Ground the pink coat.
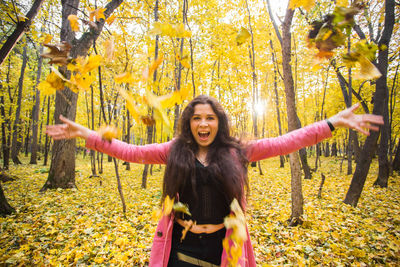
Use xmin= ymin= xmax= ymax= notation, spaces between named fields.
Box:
xmin=86 ymin=121 xmax=332 ymax=266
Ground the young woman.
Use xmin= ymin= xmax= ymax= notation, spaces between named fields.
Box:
xmin=46 ymin=95 xmax=383 ymax=267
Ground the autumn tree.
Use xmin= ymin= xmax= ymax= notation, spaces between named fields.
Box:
xmin=41 ymin=0 xmax=123 ymax=191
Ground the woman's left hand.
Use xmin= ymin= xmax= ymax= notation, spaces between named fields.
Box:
xmin=328 ymin=103 xmax=384 ymax=136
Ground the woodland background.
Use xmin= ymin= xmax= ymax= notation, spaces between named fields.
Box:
xmin=0 ymin=0 xmax=399 ymax=265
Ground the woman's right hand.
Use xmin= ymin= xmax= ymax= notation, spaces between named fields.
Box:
xmin=46 ymin=115 xmax=94 ymax=140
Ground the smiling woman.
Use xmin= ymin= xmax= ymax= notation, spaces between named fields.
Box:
xmin=46 ymin=95 xmax=383 ymax=266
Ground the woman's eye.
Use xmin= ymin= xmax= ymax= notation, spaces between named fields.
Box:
xmin=193 ymin=117 xmax=200 ymax=120
xmin=207 ymin=117 xmax=215 ymax=120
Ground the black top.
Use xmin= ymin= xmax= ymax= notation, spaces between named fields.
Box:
xmin=177 ymin=159 xmax=231 ymax=224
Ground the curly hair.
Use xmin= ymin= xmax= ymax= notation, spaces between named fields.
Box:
xmin=162 ymin=95 xmax=249 ymax=208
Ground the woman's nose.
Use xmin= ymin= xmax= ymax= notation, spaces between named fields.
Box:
xmin=199 ymin=119 xmax=208 ymax=126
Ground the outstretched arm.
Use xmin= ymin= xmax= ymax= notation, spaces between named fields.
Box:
xmin=246 ymin=103 xmax=384 ymax=162
xmin=46 ymin=115 xmax=171 ymax=164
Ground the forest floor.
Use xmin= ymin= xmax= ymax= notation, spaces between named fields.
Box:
xmin=1 ymin=155 xmax=399 ymax=266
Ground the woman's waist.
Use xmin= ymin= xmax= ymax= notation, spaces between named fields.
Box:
xmin=175 ymin=218 xmax=225 ymax=234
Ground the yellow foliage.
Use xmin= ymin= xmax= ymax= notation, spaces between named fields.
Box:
xmin=149 ymin=22 xmax=192 ymax=38
xmin=68 ymin=15 xmax=80 ymax=32
xmin=236 ymin=27 xmax=251 ymax=46
xmin=106 ymin=14 xmax=117 ymax=25
xmin=289 ymin=0 xmax=315 ymax=11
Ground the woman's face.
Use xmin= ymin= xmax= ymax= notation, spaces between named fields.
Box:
xmin=190 ymin=103 xmax=219 ymax=150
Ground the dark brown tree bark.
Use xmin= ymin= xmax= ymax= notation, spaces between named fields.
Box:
xmin=43 ymin=96 xmax=52 ymax=166
xmin=344 ymin=0 xmax=394 ymax=206
xmin=30 ymin=45 xmax=44 ymax=164
xmin=393 ymin=139 xmax=400 ymax=172
xmin=0 ymin=0 xmax=45 ymax=66
xmin=11 ymin=46 xmax=28 ymax=165
xmin=0 ymin=181 xmax=15 ymax=217
xmin=41 ymin=0 xmax=123 ymax=191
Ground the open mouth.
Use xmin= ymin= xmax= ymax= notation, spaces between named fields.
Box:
xmin=198 ymin=131 xmax=210 ymax=140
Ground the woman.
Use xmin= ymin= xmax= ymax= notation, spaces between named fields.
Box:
xmin=46 ymin=95 xmax=383 ymax=266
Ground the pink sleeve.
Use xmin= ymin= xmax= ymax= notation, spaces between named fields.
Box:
xmin=85 ymin=133 xmax=172 ymax=164
xmin=246 ymin=121 xmax=332 ymax=162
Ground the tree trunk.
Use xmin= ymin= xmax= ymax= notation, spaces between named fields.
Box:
xmin=41 ymin=0 xmax=123 ymax=191
xmin=11 ymin=46 xmax=28 ymax=164
xmin=0 ymin=0 xmax=44 ymax=66
xmin=281 ymin=7 xmax=304 ymax=224
xmin=344 ymin=0 xmax=394 ymax=206
xmin=331 ymin=142 xmax=338 ymax=157
xmin=374 ymin=96 xmax=390 ymax=187
xmin=393 ymin=139 xmax=400 ymax=172
xmin=30 ymin=45 xmax=44 ymax=164
xmin=43 ymin=96 xmax=51 ymax=166
xmin=0 ymin=182 xmax=15 ymax=217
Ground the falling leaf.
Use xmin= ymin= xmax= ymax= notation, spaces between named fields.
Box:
xmin=68 ymin=15 xmax=80 ymax=32
xmin=354 ymin=55 xmax=382 ymax=80
xmin=141 ymin=116 xmax=156 ymax=126
xmin=143 ymin=56 xmax=164 ymax=80
xmin=149 ymin=22 xmax=191 ymax=38
xmin=104 ymin=37 xmax=115 ymax=62
xmin=97 ymin=125 xmax=120 ymax=142
xmin=162 ymin=195 xmax=174 ymax=216
xmin=42 ymin=34 xmax=52 ymax=45
xmin=223 ymin=199 xmax=247 ymax=266
xmin=173 ymin=202 xmax=191 ymax=216
xmin=176 ymin=54 xmax=190 ymax=69
xmin=89 ymin=7 xmax=107 ymax=22
xmin=236 ymin=27 xmax=251 ymax=46
xmin=106 ymin=14 xmax=117 ymax=25
xmin=41 ymin=42 xmax=72 ymax=65
xmin=180 ymin=220 xmax=195 ymax=242
xmin=38 ymin=81 xmax=56 ymax=96
xmin=115 ymin=72 xmax=135 ymax=85
xmin=289 ymin=0 xmax=315 ymax=11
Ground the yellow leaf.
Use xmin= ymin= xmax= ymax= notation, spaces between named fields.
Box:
xmin=143 ymin=56 xmax=164 ymax=80
xmin=42 ymin=34 xmax=53 ymax=45
xmin=97 ymin=125 xmax=120 ymax=142
xmin=118 ymin=87 xmax=147 ymax=123
xmin=89 ymin=7 xmax=107 ymax=22
xmin=83 ymin=54 xmax=102 ymax=73
xmin=106 ymin=13 xmax=117 ymax=25
xmin=68 ymin=15 xmax=79 ymax=32
xmin=355 ymin=55 xmax=382 ymax=80
xmin=46 ymin=71 xmax=65 ymax=90
xmin=162 ymin=195 xmax=174 ymax=216
xmin=38 ymin=81 xmax=56 ymax=96
xmin=104 ymin=37 xmax=115 ymax=62
xmin=289 ymin=0 xmax=315 ymax=11
xmin=115 ymin=72 xmax=134 ymax=84
xmin=236 ymin=27 xmax=251 ymax=46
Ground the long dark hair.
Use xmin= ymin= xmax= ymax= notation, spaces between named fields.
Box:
xmin=162 ymin=95 xmax=249 ymax=208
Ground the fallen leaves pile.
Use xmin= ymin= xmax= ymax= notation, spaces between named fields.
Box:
xmin=1 ymin=156 xmax=399 ymax=265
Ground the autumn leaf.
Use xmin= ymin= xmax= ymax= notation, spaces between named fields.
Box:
xmin=68 ymin=15 xmax=80 ymax=31
xmin=143 ymin=56 xmax=164 ymax=80
xmin=42 ymin=34 xmax=52 ymax=45
xmin=104 ymin=37 xmax=115 ymax=62
xmin=106 ymin=13 xmax=117 ymax=25
xmin=223 ymin=199 xmax=247 ymax=266
xmin=236 ymin=27 xmax=251 ymax=46
xmin=162 ymin=195 xmax=174 ymax=216
xmin=37 ymin=81 xmax=56 ymax=96
xmin=176 ymin=54 xmax=190 ymax=69
xmin=115 ymin=72 xmax=135 ymax=85
xmin=180 ymin=220 xmax=195 ymax=242
xmin=41 ymin=42 xmax=72 ymax=65
xmin=118 ymin=87 xmax=147 ymax=123
xmin=173 ymin=202 xmax=191 ymax=216
xmin=89 ymin=7 xmax=107 ymax=22
xmin=289 ymin=0 xmax=315 ymax=11
xmin=97 ymin=125 xmax=120 ymax=142
xmin=149 ymin=22 xmax=191 ymax=38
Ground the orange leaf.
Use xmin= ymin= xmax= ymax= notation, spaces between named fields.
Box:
xmin=68 ymin=15 xmax=79 ymax=32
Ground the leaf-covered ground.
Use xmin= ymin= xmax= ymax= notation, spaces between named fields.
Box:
xmin=1 ymin=156 xmax=399 ymax=266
